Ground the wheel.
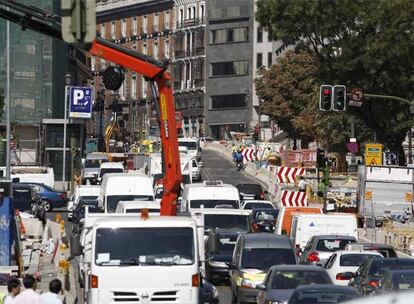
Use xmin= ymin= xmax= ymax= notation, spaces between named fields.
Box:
xmin=42 ymin=200 xmax=52 ymax=212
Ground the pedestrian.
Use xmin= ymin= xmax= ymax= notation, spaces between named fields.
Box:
xmin=40 ymin=279 xmax=63 ymax=304
xmin=298 ymin=176 xmax=307 ymax=192
xmin=14 ymin=274 xmax=40 ymax=304
xmin=3 ymin=277 xmax=21 ymax=304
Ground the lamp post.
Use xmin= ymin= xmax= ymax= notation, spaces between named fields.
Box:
xmin=409 ymin=105 xmax=414 ymax=164
xmin=244 ymin=89 xmax=250 ymax=133
xmin=62 ymin=73 xmax=72 ymax=191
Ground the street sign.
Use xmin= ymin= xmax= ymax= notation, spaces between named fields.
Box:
xmin=349 ymin=88 xmax=364 ymax=107
xmin=365 ymin=191 xmax=372 ymax=201
xmin=365 ymin=143 xmax=382 ymax=166
xmin=346 ymin=142 xmax=358 ymax=153
xmin=69 ymin=86 xmax=93 ymax=118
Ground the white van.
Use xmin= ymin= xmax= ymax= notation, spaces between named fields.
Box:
xmin=97 ymin=162 xmax=124 ymax=183
xmin=150 ymin=153 xmax=192 ymax=185
xmin=68 ymin=185 xmax=101 ymax=218
xmin=80 ymin=213 xmax=200 ymax=304
xmin=178 ymin=138 xmax=201 ymax=161
xmin=98 ymin=173 xmax=154 ymax=213
xmin=181 ymin=180 xmax=240 ymax=212
xmin=290 ymin=213 xmax=358 ymax=249
xmin=116 ymin=200 xmax=160 ymax=214
xmin=82 ymin=152 xmax=109 ymax=184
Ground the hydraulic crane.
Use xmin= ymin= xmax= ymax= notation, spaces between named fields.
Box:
xmin=0 ymin=0 xmax=182 ymax=216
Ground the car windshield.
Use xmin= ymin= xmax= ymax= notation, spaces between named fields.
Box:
xmin=241 ymin=248 xmax=296 ymax=271
xmin=339 ymin=254 xmax=382 ymax=267
xmin=86 ymin=159 xmax=107 ymax=168
xmin=95 ymin=227 xmax=194 ymax=266
xmin=244 ymin=203 xmax=272 ymax=210
xmin=394 ymin=273 xmax=414 ymax=290
xmin=253 ymin=210 xmax=278 ymax=221
xmin=369 ymin=260 xmax=414 ymax=277
xmin=106 ymin=195 xmax=154 ymax=213
xmin=179 ymin=141 xmax=197 ymax=150
xmin=99 ymin=168 xmax=123 ymax=177
xmin=204 ymin=214 xmax=249 ymax=232
xmin=125 ymin=208 xmax=160 ymax=213
xmin=13 ymin=188 xmax=31 ymax=200
xmin=218 ymin=236 xmax=238 ymax=253
xmin=271 ymin=271 xmax=331 ymax=289
xmin=289 ymin=290 xmax=358 ymax=304
xmin=79 ymin=195 xmax=98 ymax=202
xmin=316 ymin=239 xmax=354 ymax=252
xmin=77 ymin=201 xmax=101 ymax=213
xmin=190 ymin=200 xmax=239 ymax=209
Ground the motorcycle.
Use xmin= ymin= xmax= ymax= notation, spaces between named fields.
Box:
xmin=251 ymin=220 xmax=275 ymax=233
xmin=236 ymin=159 xmax=243 ymax=171
xmin=30 ymin=201 xmax=47 ymax=225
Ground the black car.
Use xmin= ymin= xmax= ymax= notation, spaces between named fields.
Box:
xmin=257 ymin=265 xmax=332 ymax=304
xmin=12 ymin=183 xmax=42 ymax=212
xmin=375 ymin=269 xmax=414 ymax=294
xmin=287 ymin=285 xmax=360 ymax=304
xmin=348 ymin=258 xmax=414 ymax=296
xmin=236 ymin=183 xmax=266 ymax=201
xmin=250 ymin=208 xmax=279 ymax=233
xmin=199 ymin=279 xmax=219 ymax=304
xmin=359 ymin=243 xmax=398 ymax=258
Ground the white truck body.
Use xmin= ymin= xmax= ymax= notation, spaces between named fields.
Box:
xmin=98 ymin=173 xmax=154 ymax=213
xmin=178 ymin=138 xmax=201 ymax=161
xmin=80 ymin=212 xmax=200 ymax=304
xmin=150 ymin=153 xmax=192 ymax=185
xmin=1 ymin=166 xmax=55 ymax=188
xmin=290 ymin=214 xmax=358 ymax=249
xmin=82 ymin=152 xmax=109 ymax=183
xmin=181 ymin=181 xmax=240 ymax=213
xmin=116 ymin=200 xmax=160 ymax=214
xmin=358 ymin=166 xmax=414 ymax=222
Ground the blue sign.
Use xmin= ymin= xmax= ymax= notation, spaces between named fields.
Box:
xmin=69 ymin=86 xmax=93 ymax=118
xmin=0 ymin=182 xmax=12 ymax=266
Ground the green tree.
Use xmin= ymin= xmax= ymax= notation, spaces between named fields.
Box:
xmin=256 ymin=0 xmax=414 ymax=164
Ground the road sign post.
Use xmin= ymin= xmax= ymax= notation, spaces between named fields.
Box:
xmin=365 ymin=143 xmax=383 ymax=166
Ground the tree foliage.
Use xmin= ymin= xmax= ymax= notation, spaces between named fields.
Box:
xmin=256 ymin=0 xmax=414 ymax=162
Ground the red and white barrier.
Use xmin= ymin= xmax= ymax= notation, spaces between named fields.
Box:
xmin=276 ymin=166 xmax=305 ymax=184
xmin=280 ymin=190 xmax=308 ymax=207
xmin=242 ymin=148 xmax=256 ymax=161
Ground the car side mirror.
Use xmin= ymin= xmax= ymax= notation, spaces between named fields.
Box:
xmin=256 ymin=284 xmax=266 ymax=291
xmin=206 ymin=230 xmax=220 ymax=254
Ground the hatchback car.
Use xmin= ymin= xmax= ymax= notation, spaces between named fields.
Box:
xmin=348 ymin=258 xmax=414 ymax=296
xmin=21 ymin=182 xmax=67 ymax=211
xmin=287 ymin=285 xmax=360 ymax=304
xmin=375 ymin=269 xmax=414 ymax=294
xmin=299 ymin=235 xmax=357 ymax=266
xmin=236 ymin=183 xmax=266 ymax=201
xmin=242 ymin=200 xmax=275 ymax=210
xmin=257 ymin=265 xmax=332 ymax=304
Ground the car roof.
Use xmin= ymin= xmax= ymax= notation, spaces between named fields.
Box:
xmin=370 ymin=258 xmax=414 ymax=265
xmin=270 ymin=265 xmax=326 ymax=272
xmin=361 ymin=243 xmax=396 ymax=249
xmin=293 ymin=284 xmax=359 ymax=292
xmin=312 ymin=235 xmax=357 ymax=240
xmin=334 ymin=250 xmax=383 ymax=256
xmin=242 ymin=234 xmax=292 ymax=249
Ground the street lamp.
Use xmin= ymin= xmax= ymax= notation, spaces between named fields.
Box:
xmin=62 ymin=73 xmax=72 ymax=191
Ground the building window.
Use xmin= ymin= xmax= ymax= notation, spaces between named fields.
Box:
xmin=91 ymin=56 xmax=96 ymax=71
xmin=142 ymin=79 xmax=147 ymax=98
xmin=210 ymin=94 xmax=247 ymax=110
xmin=121 ymin=19 xmax=126 ymax=37
xmin=210 ymin=28 xmax=248 ymax=44
xmin=154 ymin=13 xmax=159 ymax=32
xmin=100 ymin=23 xmax=106 ymax=38
xmin=111 ymin=21 xmax=116 ymax=39
xmin=192 ymin=7 xmax=196 ymax=19
xmin=256 ymin=53 xmax=263 ymax=68
xmin=179 ymin=9 xmax=184 ymax=24
xmin=143 ymin=15 xmax=147 ymax=33
xmin=143 ymin=44 xmax=147 ymax=54
xmin=154 ymin=43 xmax=158 ymax=59
xmin=164 ymin=11 xmax=170 ymax=29
xmin=210 ymin=61 xmax=248 ymax=77
xmin=257 ymin=27 xmax=263 ymax=43
xmin=132 ymin=17 xmax=137 ymax=35
xmin=187 ymin=7 xmax=191 ymax=19
xmin=267 ymin=52 xmax=272 ymax=67
xmin=131 ymin=75 xmax=136 ymax=99
xmin=164 ymin=40 xmax=170 ymax=58
xmin=200 ymin=4 xmax=205 ymax=20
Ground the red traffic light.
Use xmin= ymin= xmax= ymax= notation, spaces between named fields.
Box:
xmin=323 ymin=89 xmax=331 ymax=95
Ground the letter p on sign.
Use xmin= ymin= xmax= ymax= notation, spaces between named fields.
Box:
xmin=73 ymin=89 xmax=84 ymax=105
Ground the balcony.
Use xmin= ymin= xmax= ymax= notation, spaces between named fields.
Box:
xmin=176 ymin=17 xmax=206 ymax=30
xmin=194 ymin=79 xmax=205 ymax=88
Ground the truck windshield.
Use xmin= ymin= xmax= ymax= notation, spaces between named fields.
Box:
xmin=99 ymin=168 xmax=124 ymax=178
xmin=190 ymin=200 xmax=239 ymax=209
xmin=95 ymin=227 xmax=194 ymax=266
xmin=179 ymin=141 xmax=197 ymax=150
xmin=85 ymin=159 xmax=107 ymax=168
xmin=107 ymin=195 xmax=154 ymax=213
xmin=241 ymin=248 xmax=296 ymax=271
xmin=205 ymin=214 xmax=249 ymax=232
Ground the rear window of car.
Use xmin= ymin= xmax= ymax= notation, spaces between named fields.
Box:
xmin=315 ymin=239 xmax=355 ymax=252
xmin=289 ymin=290 xmax=359 ymax=304
xmin=271 ymin=271 xmax=331 ymax=289
xmin=339 ymin=254 xmax=382 ymax=267
xmin=369 ymin=260 xmax=414 ymax=277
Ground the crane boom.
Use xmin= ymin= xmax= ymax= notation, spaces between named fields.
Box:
xmin=0 ymin=0 xmax=182 ymax=216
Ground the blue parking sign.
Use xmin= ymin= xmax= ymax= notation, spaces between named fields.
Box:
xmin=69 ymin=86 xmax=93 ymax=118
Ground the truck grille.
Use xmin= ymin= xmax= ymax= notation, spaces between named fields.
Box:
xmin=110 ymin=290 xmax=178 ymax=303
xmin=112 ymin=291 xmax=139 ymax=302
xmin=151 ymin=290 xmax=178 ymax=302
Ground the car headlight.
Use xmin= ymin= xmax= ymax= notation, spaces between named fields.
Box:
xmin=241 ymin=278 xmax=255 ymax=288
xmin=267 ymin=300 xmax=284 ymax=304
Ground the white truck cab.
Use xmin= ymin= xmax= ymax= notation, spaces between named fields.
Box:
xmin=79 ymin=211 xmax=201 ymax=304
xmin=97 ymin=162 xmax=124 ymax=183
xmin=178 ymin=138 xmax=201 ymax=161
xmin=116 ymin=200 xmax=160 ymax=214
xmin=181 ymin=181 xmax=240 ymax=213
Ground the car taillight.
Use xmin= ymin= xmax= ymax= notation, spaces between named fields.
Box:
xmin=59 ymin=193 xmax=66 ymax=200
xmin=192 ymin=273 xmax=200 ymax=287
xmin=252 ymin=223 xmax=259 ymax=232
xmin=90 ymin=275 xmax=98 ymax=288
xmin=368 ymin=280 xmax=379 ymax=288
xmin=336 ymin=273 xmax=349 ymax=280
xmin=259 ymin=192 xmax=264 ymax=199
xmin=307 ymin=252 xmax=319 ymax=262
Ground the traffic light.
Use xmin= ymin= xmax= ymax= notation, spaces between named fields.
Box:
xmin=61 ymin=0 xmax=96 ymax=44
xmin=317 ymin=148 xmax=326 ymax=169
xmin=319 ymin=85 xmax=333 ymax=111
xmin=333 ymin=85 xmax=346 ymax=111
